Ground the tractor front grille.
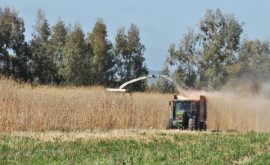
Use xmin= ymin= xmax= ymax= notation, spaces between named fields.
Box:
xmin=177 ymin=114 xmax=183 ymax=120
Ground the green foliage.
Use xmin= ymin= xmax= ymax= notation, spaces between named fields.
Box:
xmin=114 ymin=24 xmax=148 ymax=91
xmin=87 ymin=19 xmax=115 ymax=86
xmin=1 ymin=131 xmax=269 ymax=164
xmin=60 ymin=24 xmax=91 ymax=86
xmin=2 ymin=6 xmax=269 ymax=91
xmin=32 ymin=77 xmax=40 ymax=87
xmin=114 ymin=27 xmax=128 ymax=85
xmin=153 ymin=62 xmax=175 ymax=93
xmin=199 ymin=9 xmax=243 ymax=89
xmin=0 ymin=7 xmax=29 ymax=80
xmin=226 ymin=39 xmax=270 ymax=90
xmin=168 ymin=9 xmax=244 ymax=90
xmin=32 ymin=9 xmax=51 ymax=43
xmin=29 ymin=9 xmax=57 ymax=84
xmin=238 ymin=39 xmax=270 ymax=78
xmin=167 ymin=29 xmax=198 ymax=89
xmin=47 ymin=18 xmax=68 ymax=84
xmin=127 ymin=24 xmax=148 ymax=91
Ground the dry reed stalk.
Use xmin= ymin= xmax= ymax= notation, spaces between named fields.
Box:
xmin=1 ymin=77 xmax=269 ymax=132
xmin=206 ymin=92 xmax=270 ymax=132
xmin=0 ymin=78 xmax=171 ymax=131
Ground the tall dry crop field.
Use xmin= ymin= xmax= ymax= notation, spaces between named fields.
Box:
xmin=0 ymin=78 xmax=171 ymax=131
xmin=206 ymin=91 xmax=270 ymax=132
xmin=1 ymin=77 xmax=270 ymax=132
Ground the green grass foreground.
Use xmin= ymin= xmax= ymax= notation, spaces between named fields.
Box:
xmin=0 ymin=130 xmax=270 ymax=164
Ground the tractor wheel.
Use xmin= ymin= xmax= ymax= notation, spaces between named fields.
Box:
xmin=199 ymin=122 xmax=205 ymax=131
xmin=203 ymin=122 xmax=207 ymax=131
xmin=188 ymin=119 xmax=194 ymax=131
xmin=199 ymin=122 xmax=203 ymax=131
xmin=200 ymin=122 xmax=207 ymax=131
xmin=192 ymin=119 xmax=196 ymax=130
xmin=166 ymin=118 xmax=174 ymax=129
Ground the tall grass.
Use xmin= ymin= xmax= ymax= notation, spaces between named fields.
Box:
xmin=206 ymin=91 xmax=270 ymax=132
xmin=1 ymin=77 xmax=270 ymax=132
xmin=0 ymin=78 xmax=171 ymax=131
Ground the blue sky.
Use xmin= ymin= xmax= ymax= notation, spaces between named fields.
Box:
xmin=1 ymin=0 xmax=270 ymax=71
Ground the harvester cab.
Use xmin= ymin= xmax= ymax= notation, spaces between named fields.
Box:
xmin=167 ymin=92 xmax=207 ymax=131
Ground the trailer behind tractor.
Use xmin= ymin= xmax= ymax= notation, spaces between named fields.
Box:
xmin=167 ymin=92 xmax=207 ymax=130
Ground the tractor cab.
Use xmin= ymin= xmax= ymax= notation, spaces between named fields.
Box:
xmin=167 ymin=92 xmax=207 ymax=131
xmin=175 ymin=101 xmax=197 ymax=113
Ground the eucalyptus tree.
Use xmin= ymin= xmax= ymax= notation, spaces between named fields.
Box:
xmin=167 ymin=9 xmax=243 ymax=90
xmin=155 ymin=62 xmax=175 ymax=93
xmin=60 ymin=24 xmax=91 ymax=86
xmin=167 ymin=29 xmax=198 ymax=89
xmin=47 ymin=18 xmax=68 ymax=83
xmin=114 ymin=24 xmax=148 ymax=91
xmin=0 ymin=6 xmax=29 ymax=80
xmin=87 ymin=19 xmax=114 ymax=86
xmin=29 ymin=9 xmax=56 ymax=84
xmin=199 ymin=8 xmax=243 ymax=89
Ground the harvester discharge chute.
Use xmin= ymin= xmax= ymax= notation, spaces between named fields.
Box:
xmin=107 ymin=74 xmax=187 ymax=97
xmin=106 ymin=88 xmax=127 ymax=92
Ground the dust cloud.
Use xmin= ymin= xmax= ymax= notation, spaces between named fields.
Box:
xmin=205 ymin=82 xmax=270 ymax=132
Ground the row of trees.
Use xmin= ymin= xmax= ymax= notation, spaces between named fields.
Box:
xmin=1 ymin=7 xmax=270 ymax=92
xmin=0 ymin=7 xmax=148 ymax=91
xmin=152 ymin=9 xmax=270 ymax=93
